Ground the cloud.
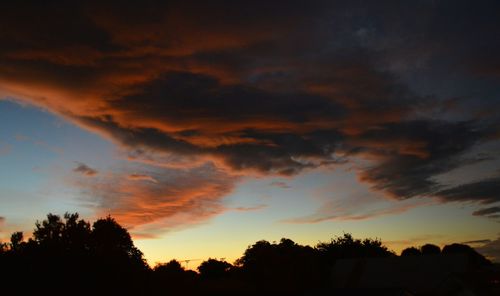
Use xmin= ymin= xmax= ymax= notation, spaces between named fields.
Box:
xmin=270 ymin=181 xmax=291 ymax=189
xmin=283 ymin=199 xmax=426 ymax=224
xmin=127 ymin=173 xmax=158 ymax=183
xmin=385 ymin=234 xmax=445 ymax=247
xmin=0 ymin=216 xmax=5 ymax=235
xmin=356 ymin=120 xmax=487 ymax=200
xmin=475 ymin=236 xmax=500 ymax=263
xmin=435 ymin=177 xmax=500 ymax=205
xmin=74 ymin=163 xmax=237 ymax=234
xmin=73 ymin=162 xmax=98 ymax=176
xmin=1 ymin=0 xmax=500 ymax=229
xmin=472 ymin=206 xmax=500 ymax=217
xmin=462 ymin=239 xmax=492 ymax=245
xmin=232 ymin=204 xmax=267 ymax=212
xmin=0 ymin=143 xmax=11 ymax=156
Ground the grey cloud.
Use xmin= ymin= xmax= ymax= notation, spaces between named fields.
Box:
xmin=472 ymin=206 xmax=500 ymax=217
xmin=73 ymin=162 xmax=98 ymax=176
xmin=436 ymin=177 xmax=500 ymax=205
xmin=357 ymin=120 xmax=486 ymax=199
xmin=462 ymin=239 xmax=492 ymax=245
xmin=476 ymin=236 xmax=500 ymax=263
xmin=270 ymin=181 xmax=291 ymax=189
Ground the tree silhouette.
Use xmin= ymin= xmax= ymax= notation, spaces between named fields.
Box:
xmin=421 ymin=243 xmax=440 ymax=255
xmin=61 ymin=213 xmax=91 ymax=250
xmin=198 ymin=258 xmax=232 ymax=279
xmin=0 ymin=213 xmax=149 ymax=295
xmin=91 ymin=215 xmax=143 ymax=263
xmin=0 ymin=242 xmax=7 ymax=253
xmin=236 ymin=238 xmax=322 ymax=295
xmin=33 ymin=213 xmax=65 ymax=244
xmin=9 ymin=231 xmax=23 ymax=251
xmin=401 ymin=246 xmax=421 ymax=256
xmin=316 ymin=233 xmax=394 ymax=263
xmin=153 ymin=259 xmax=199 ymax=295
xmin=154 ymin=259 xmax=185 ymax=274
xmin=442 ymin=243 xmax=491 ymax=267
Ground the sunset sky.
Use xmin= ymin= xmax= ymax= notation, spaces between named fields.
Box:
xmin=1 ymin=0 xmax=499 ymax=266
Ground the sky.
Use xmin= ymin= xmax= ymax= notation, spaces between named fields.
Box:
xmin=1 ymin=0 xmax=500 ymax=266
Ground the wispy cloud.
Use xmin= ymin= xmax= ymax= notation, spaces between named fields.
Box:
xmin=127 ymin=173 xmax=158 ymax=183
xmin=476 ymin=236 xmax=500 ymax=262
xmin=232 ymin=204 xmax=268 ymax=212
xmin=472 ymin=206 xmax=500 ymax=218
xmin=283 ymin=200 xmax=427 ymax=224
xmin=73 ymin=162 xmax=98 ymax=177
xmin=0 ymin=143 xmax=11 ymax=156
xmin=72 ymin=163 xmax=238 ymax=235
xmin=0 ymin=216 xmax=5 ymax=235
xmin=385 ymin=234 xmax=446 ymax=247
xmin=270 ymin=181 xmax=291 ymax=189
xmin=462 ymin=239 xmax=492 ymax=245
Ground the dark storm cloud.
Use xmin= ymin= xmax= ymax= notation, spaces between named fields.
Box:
xmin=74 ymin=110 xmax=346 ymax=175
xmin=75 ymin=115 xmax=201 ymax=155
xmin=113 ymin=71 xmax=346 ymax=125
xmin=1 ymin=0 xmax=500 ymax=227
xmin=436 ymin=178 xmax=500 ymax=204
xmin=357 ymin=121 xmax=486 ymax=199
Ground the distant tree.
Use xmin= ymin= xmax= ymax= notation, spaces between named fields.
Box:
xmin=154 ymin=259 xmax=185 ymax=274
xmin=61 ymin=213 xmax=91 ymax=249
xmin=153 ymin=259 xmax=199 ymax=294
xmin=198 ymin=258 xmax=232 ymax=279
xmin=236 ymin=238 xmax=322 ymax=295
xmin=401 ymin=246 xmax=421 ymax=256
xmin=316 ymin=233 xmax=394 ymax=262
xmin=0 ymin=242 xmax=8 ymax=253
xmin=442 ymin=243 xmax=491 ymax=266
xmin=421 ymin=243 xmax=440 ymax=255
xmin=10 ymin=231 xmax=24 ymax=251
xmin=235 ymin=240 xmax=271 ymax=268
xmin=30 ymin=212 xmax=91 ymax=253
xmin=33 ymin=213 xmax=64 ymax=244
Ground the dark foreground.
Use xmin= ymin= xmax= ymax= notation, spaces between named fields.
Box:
xmin=1 ymin=213 xmax=498 ymax=295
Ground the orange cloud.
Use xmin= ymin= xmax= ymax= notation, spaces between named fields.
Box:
xmin=71 ymin=164 xmax=238 ymax=235
xmin=2 ymin=0 xmax=499 ymax=231
xmin=127 ymin=174 xmax=158 ymax=183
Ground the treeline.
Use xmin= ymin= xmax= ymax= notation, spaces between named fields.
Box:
xmin=0 ymin=213 xmax=494 ymax=295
